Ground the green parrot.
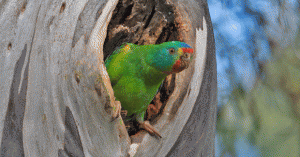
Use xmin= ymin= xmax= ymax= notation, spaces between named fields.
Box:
xmin=105 ymin=41 xmax=194 ymax=138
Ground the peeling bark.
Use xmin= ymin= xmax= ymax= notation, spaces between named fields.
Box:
xmin=0 ymin=0 xmax=216 ymax=156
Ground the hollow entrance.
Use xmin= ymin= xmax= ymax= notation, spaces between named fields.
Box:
xmin=103 ymin=0 xmax=181 ymax=137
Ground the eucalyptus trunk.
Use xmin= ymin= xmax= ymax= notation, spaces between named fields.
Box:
xmin=0 ymin=0 xmax=216 ymax=156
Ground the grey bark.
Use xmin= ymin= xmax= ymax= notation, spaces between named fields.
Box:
xmin=0 ymin=0 xmax=216 ymax=156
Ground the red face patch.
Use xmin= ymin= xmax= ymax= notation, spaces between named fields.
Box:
xmin=172 ymin=59 xmax=183 ymax=73
xmin=181 ymin=48 xmax=193 ymax=54
xmin=163 ymin=47 xmax=193 ymax=74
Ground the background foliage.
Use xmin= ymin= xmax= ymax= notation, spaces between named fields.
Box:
xmin=207 ymin=0 xmax=300 ymax=156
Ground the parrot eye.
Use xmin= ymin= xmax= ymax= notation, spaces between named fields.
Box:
xmin=169 ymin=48 xmax=175 ymax=54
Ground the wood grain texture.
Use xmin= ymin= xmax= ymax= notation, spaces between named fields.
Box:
xmin=132 ymin=0 xmax=216 ymax=156
xmin=166 ymin=1 xmax=217 ymax=156
xmin=0 ymin=0 xmax=128 ymax=156
xmin=0 ymin=0 xmax=216 ymax=156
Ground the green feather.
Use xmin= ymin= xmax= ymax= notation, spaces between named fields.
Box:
xmin=105 ymin=41 xmax=192 ymax=121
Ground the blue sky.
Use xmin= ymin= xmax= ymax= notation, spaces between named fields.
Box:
xmin=207 ymin=0 xmax=299 ymax=156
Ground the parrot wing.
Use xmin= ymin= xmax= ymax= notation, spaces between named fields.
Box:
xmin=105 ymin=43 xmax=127 ymax=67
xmin=112 ymin=75 xmax=151 ymax=116
xmin=105 ymin=43 xmax=130 ymax=86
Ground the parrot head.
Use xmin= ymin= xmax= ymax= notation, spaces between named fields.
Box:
xmin=148 ymin=41 xmax=194 ymax=74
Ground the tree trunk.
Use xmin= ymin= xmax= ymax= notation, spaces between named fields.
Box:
xmin=0 ymin=0 xmax=216 ymax=156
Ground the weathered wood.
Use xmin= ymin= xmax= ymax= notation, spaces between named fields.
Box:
xmin=129 ymin=0 xmax=216 ymax=156
xmin=166 ymin=1 xmax=217 ymax=155
xmin=0 ymin=0 xmax=216 ymax=156
xmin=1 ymin=0 xmax=127 ymax=156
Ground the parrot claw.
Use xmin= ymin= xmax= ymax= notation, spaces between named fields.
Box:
xmin=139 ymin=121 xmax=162 ymax=138
xmin=111 ymin=101 xmax=121 ymax=122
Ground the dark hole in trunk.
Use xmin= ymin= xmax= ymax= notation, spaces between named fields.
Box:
xmin=103 ymin=0 xmax=180 ymax=137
